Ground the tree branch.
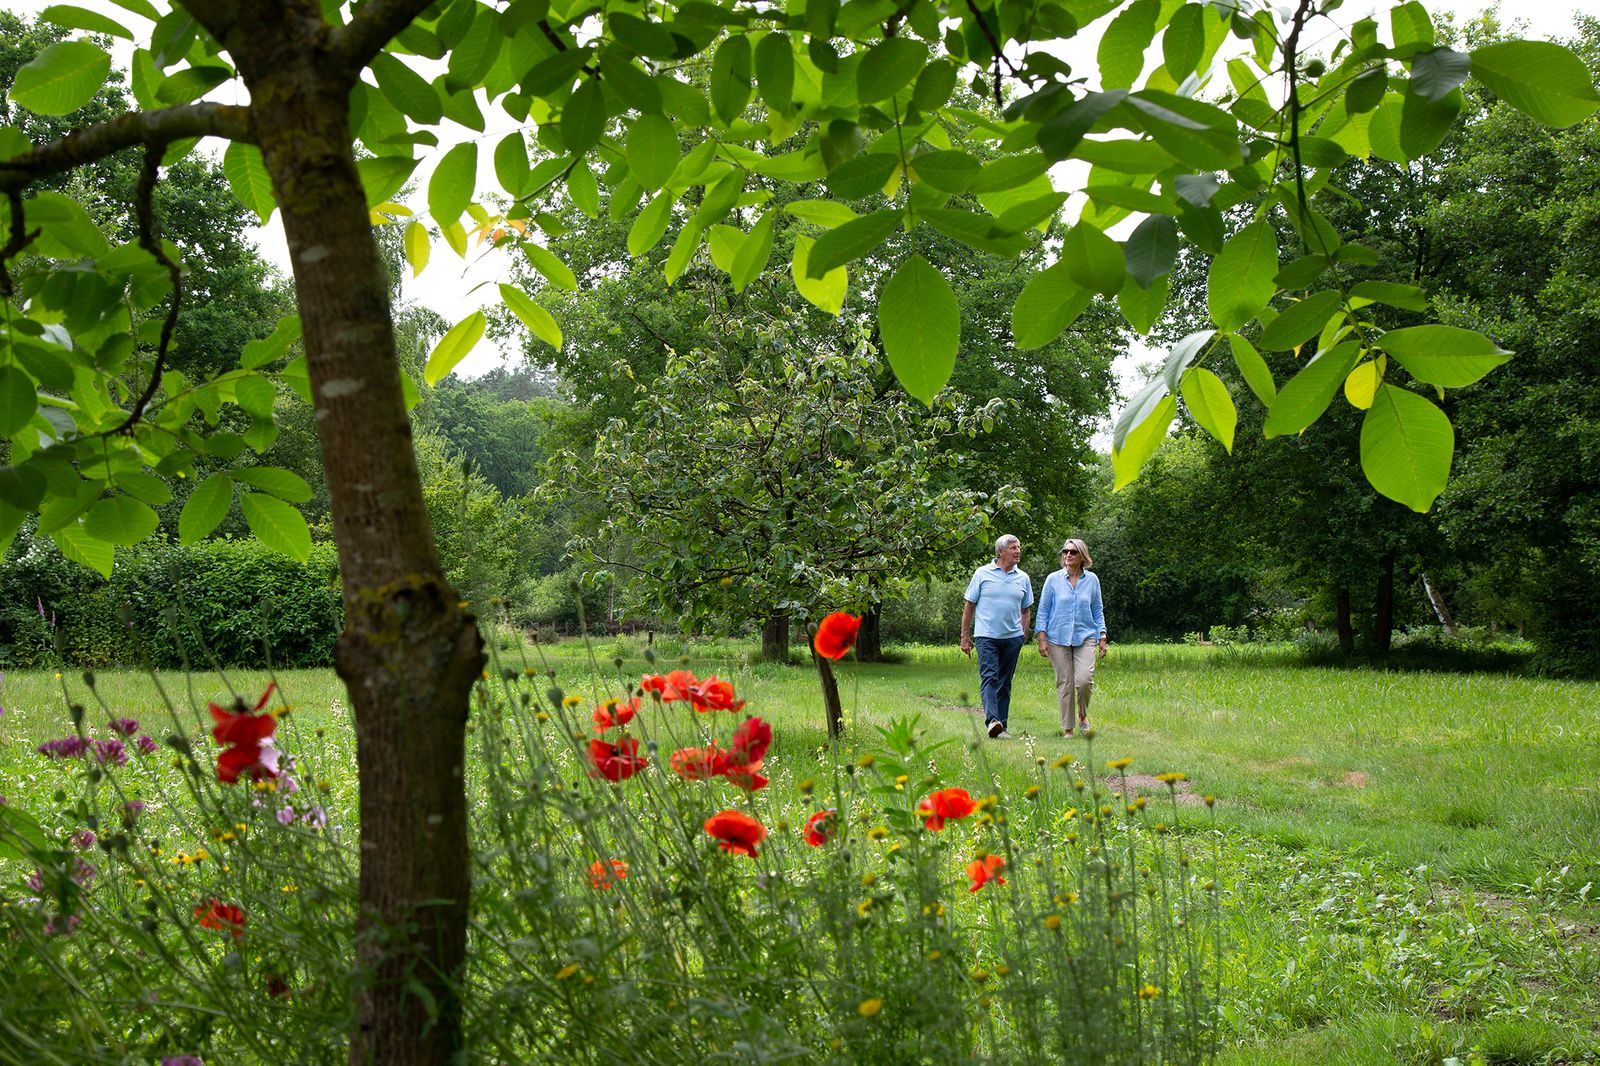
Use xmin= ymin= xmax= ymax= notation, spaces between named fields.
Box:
xmin=112 ymin=146 xmax=183 ymax=436
xmin=0 ymin=104 xmax=252 ymax=192
xmin=331 ymin=0 xmax=439 ymax=74
xmin=175 ymin=0 xmax=243 ymax=44
xmin=0 ymin=191 xmax=40 ymax=297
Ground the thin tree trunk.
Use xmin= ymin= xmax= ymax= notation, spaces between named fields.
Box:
xmin=1422 ymin=573 xmax=1457 ymax=636
xmin=227 ymin=14 xmax=481 ymax=1064
xmin=761 ymin=613 xmax=790 ymax=661
xmin=1374 ymin=550 xmax=1396 ymax=655
xmin=810 ymin=630 xmax=845 ymax=738
xmin=1334 ymin=586 xmax=1354 ymax=653
xmin=855 ymin=603 xmax=884 ymax=662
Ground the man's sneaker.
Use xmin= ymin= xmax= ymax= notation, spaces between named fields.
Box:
xmin=995 ymin=729 xmax=1012 ymax=739
xmin=987 ymin=719 xmax=1004 ymax=739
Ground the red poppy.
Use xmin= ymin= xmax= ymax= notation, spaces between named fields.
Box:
xmin=586 ymin=737 xmax=648 ymax=782
xmin=704 ymin=809 xmax=766 ymax=857
xmin=690 ymin=675 xmax=745 ymax=714
xmin=640 ymin=669 xmax=697 ymax=702
xmin=264 ymin=973 xmax=292 ymax=998
xmin=592 ymin=697 xmax=640 ymax=733
xmin=669 ymin=744 xmax=731 ymax=781
xmin=966 ymin=853 xmax=1006 ymax=892
xmin=209 ymin=684 xmax=280 ymax=785
xmin=195 ymin=898 xmax=246 ymax=939
xmin=730 ymin=716 xmax=772 ymax=763
xmin=917 ymin=787 xmax=978 ymax=831
xmin=720 ymin=762 xmax=769 ymax=792
xmin=804 ymin=809 xmax=838 ymax=847
xmin=588 ymin=858 xmax=629 ymax=890
xmin=813 ymin=612 xmax=861 ymax=660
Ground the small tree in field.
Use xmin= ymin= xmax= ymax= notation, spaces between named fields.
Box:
xmin=1 ymin=1 xmax=1595 ymax=1061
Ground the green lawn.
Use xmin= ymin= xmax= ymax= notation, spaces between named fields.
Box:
xmin=3 ymin=641 xmax=1597 ymax=1061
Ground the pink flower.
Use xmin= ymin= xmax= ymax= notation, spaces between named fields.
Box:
xmin=92 ymin=738 xmax=127 ymax=767
xmin=302 ymin=807 xmax=327 ymax=830
xmin=135 ymin=734 xmax=158 ymax=755
xmin=106 ymin=717 xmax=140 ymax=737
xmin=276 ymin=806 xmax=295 ymax=826
xmin=37 ymin=736 xmax=88 ymax=759
xmin=72 ymin=830 xmax=95 ymax=850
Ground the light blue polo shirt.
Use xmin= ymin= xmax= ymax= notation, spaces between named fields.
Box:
xmin=964 ymin=562 xmax=1033 ymax=638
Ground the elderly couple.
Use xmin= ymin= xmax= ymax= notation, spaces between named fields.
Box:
xmin=959 ymin=534 xmax=1107 ymax=740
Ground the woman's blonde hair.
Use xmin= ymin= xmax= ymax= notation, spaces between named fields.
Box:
xmin=1059 ymin=538 xmax=1093 ymax=569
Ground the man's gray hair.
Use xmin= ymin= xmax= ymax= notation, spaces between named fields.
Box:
xmin=994 ymin=534 xmax=1019 ymax=555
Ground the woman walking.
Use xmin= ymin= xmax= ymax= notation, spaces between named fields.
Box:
xmin=1034 ymin=538 xmax=1107 ymax=737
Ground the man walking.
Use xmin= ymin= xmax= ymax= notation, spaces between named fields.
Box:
xmin=959 ymin=534 xmax=1033 ymax=739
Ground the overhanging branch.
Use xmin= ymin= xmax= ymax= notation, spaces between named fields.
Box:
xmin=0 ymin=103 xmax=253 ymax=192
xmin=332 ymin=0 xmax=440 ymax=74
xmin=111 ymin=146 xmax=183 ymax=436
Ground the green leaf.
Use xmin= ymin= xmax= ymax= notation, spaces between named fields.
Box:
xmin=730 ymin=209 xmax=776 ymax=293
xmin=1098 ymin=0 xmax=1157 ymax=89
xmin=1391 ymin=1 xmax=1434 ymax=50
xmin=1360 ymin=384 xmax=1453 ymax=512
xmin=1162 ymin=3 xmax=1205 ymax=79
xmin=1469 ymin=40 xmax=1600 ymax=128
xmin=358 ymin=156 xmax=419 ymax=208
xmin=240 ymin=314 xmax=301 ymax=370
xmin=754 ymin=31 xmax=795 ymax=112
xmin=1264 ymin=341 xmax=1361 ymax=438
xmin=424 ymin=310 xmax=486 ymax=384
xmin=404 ymin=219 xmax=430 ymax=277
xmin=53 ymin=524 xmax=113 ymax=578
xmin=913 ymin=58 xmax=958 ymax=112
xmin=232 ymin=374 xmax=276 ymax=418
xmin=221 ymin=142 xmax=275 ymax=224
xmin=878 ymin=254 xmax=959 ymax=405
xmin=1379 ymin=325 xmax=1512 ymax=387
xmin=179 ymin=472 xmax=233 ymax=543
xmin=1228 ymin=334 xmax=1276 ymax=406
xmin=566 ymin=160 xmax=599 ymax=218
xmin=1063 ymin=222 xmax=1125 ymax=296
xmin=1011 ymin=262 xmax=1091 ymax=349
xmin=0 ymin=366 xmax=37 ymax=436
xmin=241 ymin=492 xmax=311 ymax=562
xmin=910 ymin=150 xmax=980 ymax=194
xmin=0 ymin=463 xmax=47 ymax=511
xmin=1347 ymin=66 xmax=1388 ymax=114
xmin=825 ymin=153 xmax=898 ymax=200
xmin=1123 ymin=214 xmax=1178 ymax=289
xmin=1257 ymin=290 xmax=1344 ymax=352
xmin=493 ymin=132 xmax=530 ymax=197
xmin=1118 ymin=274 xmax=1168 ymax=335
xmin=627 ymin=190 xmax=673 ymax=257
xmin=83 ymin=495 xmax=159 ymax=545
xmin=805 ymin=209 xmax=900 ymax=278
xmin=41 ymin=5 xmax=133 ymax=39
xmin=1349 ymin=280 xmax=1427 ymax=312
xmin=1206 ymin=221 xmax=1278 ymax=332
xmin=627 ymin=115 xmax=680 ymax=193
xmin=790 ymin=234 xmax=846 ymax=315
xmin=711 ymin=35 xmax=752 ymax=124
xmin=1400 ymin=85 xmax=1461 ymax=158
xmin=231 ymin=466 xmax=312 ymax=503
xmin=154 ymin=63 xmax=231 ymax=106
xmin=1160 ymin=329 xmax=1215 ymax=393
xmin=1112 ymin=394 xmax=1176 ymax=490
xmin=498 ymin=284 xmax=562 ymax=349
xmin=664 ymin=223 xmax=703 ymax=285
xmin=114 ymin=471 xmax=171 ymax=507
xmin=969 ymin=151 xmax=1050 ymax=193
xmin=785 ymin=199 xmax=857 ymax=228
xmin=428 ymin=141 xmax=477 ymax=226
xmin=857 ymin=36 xmax=927 ymax=103
xmin=1410 ymin=46 xmax=1470 ymax=101
xmin=370 ymin=52 xmax=443 ymax=124
xmin=1179 ymin=367 xmax=1236 ymax=453
xmin=521 ymin=243 xmax=577 ymax=291
xmin=562 ymin=78 xmax=606 ymax=153
xmin=10 ymin=40 xmax=110 ymax=115
xmin=608 ymin=11 xmax=678 ymax=58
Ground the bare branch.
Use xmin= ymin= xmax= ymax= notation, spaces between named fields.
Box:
xmin=112 ymin=147 xmax=184 ymax=436
xmin=0 ymin=191 xmax=40 ymax=297
xmin=0 ymin=104 xmax=252 ymax=192
xmin=332 ymin=0 xmax=439 ymax=74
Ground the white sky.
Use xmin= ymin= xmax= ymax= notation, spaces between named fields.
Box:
xmin=9 ymin=0 xmax=1600 ymax=400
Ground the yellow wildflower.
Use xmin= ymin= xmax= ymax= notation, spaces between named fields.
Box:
xmin=1155 ymin=771 xmax=1187 ymax=784
xmin=1043 ymin=914 xmax=1062 ymax=930
xmin=1138 ymin=984 xmax=1162 ymax=999
xmin=867 ymin=826 xmax=888 ymax=840
xmin=857 ymin=998 xmax=882 ymax=1018
xmin=1051 ymin=754 xmax=1076 ymax=769
xmin=555 ymin=964 xmax=579 ymax=981
xmin=1107 ymin=757 xmax=1134 ymax=770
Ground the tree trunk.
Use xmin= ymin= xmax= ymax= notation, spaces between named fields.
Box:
xmin=1422 ymin=572 xmax=1457 ymax=636
xmin=855 ymin=603 xmax=884 ymax=662
xmin=226 ymin=15 xmax=481 ymax=1065
xmin=1334 ymin=586 xmax=1354 ymax=653
xmin=761 ymin=613 xmax=790 ymax=661
xmin=1374 ymin=550 xmax=1396 ymax=655
xmin=810 ymin=632 xmax=845 ymax=738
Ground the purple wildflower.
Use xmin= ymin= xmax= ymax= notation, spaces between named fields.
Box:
xmin=120 ymin=800 xmax=145 ymax=828
xmin=279 ymin=775 xmax=300 ymax=796
xmin=42 ymin=914 xmax=80 ymax=937
xmin=106 ymin=717 xmax=140 ymax=737
xmin=276 ymin=806 xmax=296 ymax=826
xmin=72 ymin=830 xmax=96 ymax=850
xmin=92 ymin=738 xmax=127 ymax=767
xmin=26 ymin=868 xmax=43 ymax=892
xmin=302 ymin=807 xmax=327 ymax=830
xmin=135 ymin=734 xmax=158 ymax=755
xmin=70 ymin=857 xmax=96 ymax=887
xmin=36 ymin=597 xmax=46 ymax=620
xmin=37 ymin=736 xmax=88 ymax=759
